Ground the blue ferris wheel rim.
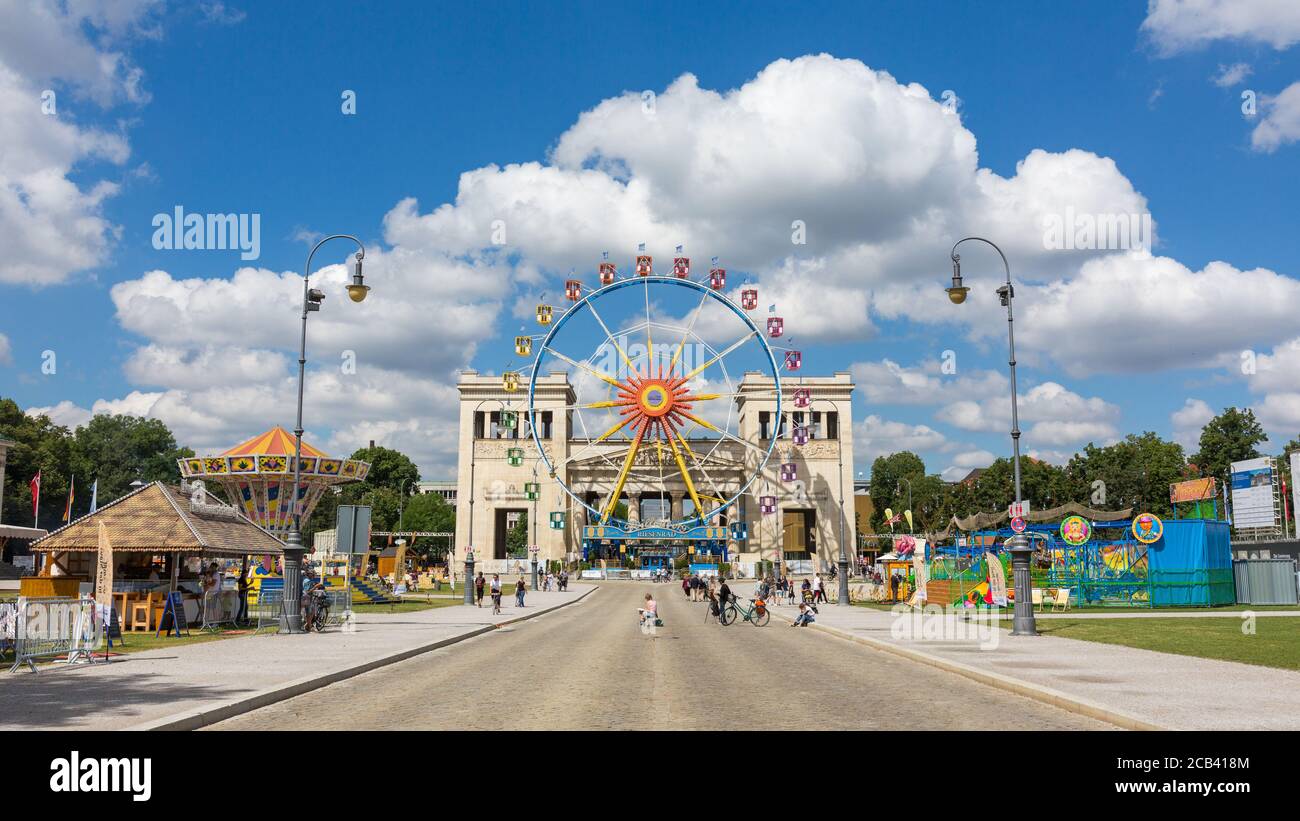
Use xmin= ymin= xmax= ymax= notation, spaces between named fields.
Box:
xmin=528 ymin=274 xmax=783 ymax=528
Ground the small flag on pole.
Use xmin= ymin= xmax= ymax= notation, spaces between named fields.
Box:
xmin=30 ymin=470 xmax=40 ymax=527
xmin=711 ymin=256 xmax=719 ymax=265
xmin=602 ymin=250 xmax=609 ymax=260
xmin=63 ymin=475 xmax=75 ymax=522
xmin=675 ymin=244 xmax=683 ymax=253
xmin=637 ymin=242 xmax=646 ymax=252
xmin=89 ymin=479 xmax=99 ymax=513
xmin=768 ymin=304 xmax=776 ymax=312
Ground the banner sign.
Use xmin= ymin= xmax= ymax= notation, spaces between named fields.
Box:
xmin=1230 ymin=457 xmax=1278 ymax=531
xmin=1170 ymin=477 xmax=1217 ymax=504
xmin=984 ymin=550 xmax=1008 ymax=606
xmin=94 ymin=521 xmax=114 ymax=609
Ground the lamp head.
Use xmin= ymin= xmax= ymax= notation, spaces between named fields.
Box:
xmin=346 ymin=253 xmax=369 ymax=303
xmin=945 ymin=254 xmax=969 ymax=305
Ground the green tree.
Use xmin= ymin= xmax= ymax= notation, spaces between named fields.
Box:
xmin=866 ymin=451 xmax=925 ymax=531
xmin=1066 ymin=432 xmax=1186 ymax=514
xmin=1191 ymin=407 xmax=1266 ymax=484
xmin=0 ymin=398 xmax=74 ymax=528
xmin=70 ymin=414 xmax=193 ymax=502
xmin=308 ymin=445 xmax=422 ymax=540
xmin=506 ymin=511 xmax=528 ymax=557
xmin=402 ymin=492 xmax=457 ymax=561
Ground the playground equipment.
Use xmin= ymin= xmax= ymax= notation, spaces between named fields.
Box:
xmin=938 ymin=515 xmax=1233 ymax=608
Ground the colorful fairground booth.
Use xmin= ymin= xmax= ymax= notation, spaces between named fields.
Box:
xmin=931 ymin=502 xmax=1234 ymax=609
xmin=26 ymin=481 xmax=285 ymax=632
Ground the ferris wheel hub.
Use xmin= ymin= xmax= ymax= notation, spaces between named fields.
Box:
xmin=635 ymin=378 xmax=679 ymax=418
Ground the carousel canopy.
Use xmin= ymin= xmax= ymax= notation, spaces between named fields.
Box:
xmin=30 ymin=481 xmax=284 ymax=556
xmin=177 ymin=426 xmax=369 ymax=535
xmin=222 ymin=425 xmax=328 ymax=458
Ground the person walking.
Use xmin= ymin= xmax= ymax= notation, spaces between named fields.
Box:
xmin=515 ymin=577 xmax=526 ymax=607
xmin=491 ymin=574 xmax=503 ymax=615
xmin=682 ymin=574 xmax=691 ymax=599
xmin=812 ymin=573 xmax=825 ymax=604
xmin=475 ymin=572 xmax=486 ymax=607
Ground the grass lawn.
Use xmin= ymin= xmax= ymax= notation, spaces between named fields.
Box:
xmin=1006 ymin=616 xmax=1300 ymax=672
xmin=351 ymin=597 xmax=465 ymax=614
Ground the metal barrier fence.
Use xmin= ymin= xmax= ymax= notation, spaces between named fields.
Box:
xmin=323 ymin=589 xmax=351 ymax=629
xmin=200 ymin=589 xmax=238 ymax=632
xmin=1233 ymin=558 xmax=1299 ymax=605
xmin=252 ymin=589 xmax=288 ymax=634
xmin=8 ymin=596 xmax=100 ymax=673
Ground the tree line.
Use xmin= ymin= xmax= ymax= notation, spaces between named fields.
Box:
xmin=0 ymin=398 xmax=455 ymax=562
xmin=866 ymin=407 xmax=1297 ymax=534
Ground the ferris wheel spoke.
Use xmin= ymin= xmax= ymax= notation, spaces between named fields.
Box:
xmin=602 ymin=419 xmax=648 ymax=523
xmin=667 ymin=287 xmax=712 ymax=377
xmin=673 ymin=409 xmax=767 ymax=455
xmin=681 ymin=330 xmax=758 ymax=383
xmin=584 ymin=297 xmax=639 ymax=378
xmin=542 ymin=346 xmax=624 ymax=391
xmin=671 ymin=425 xmax=727 ymax=512
xmin=644 ymin=278 xmax=655 ymax=377
xmin=663 ymin=420 xmax=705 ymax=519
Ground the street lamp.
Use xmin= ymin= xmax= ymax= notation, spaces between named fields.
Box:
xmin=945 ymin=236 xmax=1035 ymax=636
xmin=284 ymin=234 xmax=367 ymax=632
xmin=897 ymin=476 xmax=913 ymax=532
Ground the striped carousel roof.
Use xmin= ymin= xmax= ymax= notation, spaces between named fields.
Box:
xmin=221 ymin=426 xmax=329 ymax=458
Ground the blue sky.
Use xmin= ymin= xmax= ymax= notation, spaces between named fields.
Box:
xmin=3 ymin=0 xmax=1300 ymax=480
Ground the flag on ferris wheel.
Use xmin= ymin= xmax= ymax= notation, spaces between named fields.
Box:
xmin=768 ymin=304 xmax=776 ymax=312
xmin=711 ymin=256 xmax=719 ymax=265
xmin=675 ymin=244 xmax=683 ymax=253
xmin=602 ymin=250 xmax=609 ymax=260
xmin=638 ymin=242 xmax=646 ymax=252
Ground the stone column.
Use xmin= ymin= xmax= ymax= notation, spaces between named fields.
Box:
xmin=670 ymin=493 xmax=683 ymax=522
xmin=628 ymin=492 xmax=641 ymax=525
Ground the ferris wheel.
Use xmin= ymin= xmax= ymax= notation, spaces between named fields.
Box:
xmin=499 ymin=249 xmax=807 ymax=531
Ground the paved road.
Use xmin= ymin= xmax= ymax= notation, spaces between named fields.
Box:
xmin=208 ymin=583 xmax=1111 ymax=730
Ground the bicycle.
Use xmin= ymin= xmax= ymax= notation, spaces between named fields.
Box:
xmin=720 ymin=597 xmax=770 ymax=627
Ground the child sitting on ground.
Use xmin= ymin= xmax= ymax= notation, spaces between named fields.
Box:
xmin=791 ymin=601 xmax=817 ymax=628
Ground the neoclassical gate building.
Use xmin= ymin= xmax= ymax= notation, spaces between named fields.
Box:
xmin=454 ymin=369 xmax=856 ymax=572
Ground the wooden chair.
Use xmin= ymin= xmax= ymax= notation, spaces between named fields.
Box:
xmin=1031 ymin=588 xmax=1045 ymax=612
xmin=1052 ymin=588 xmax=1072 ymax=612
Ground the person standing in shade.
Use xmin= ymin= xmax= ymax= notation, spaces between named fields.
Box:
xmin=475 ymin=572 xmax=486 ymax=607
xmin=889 ymin=572 xmax=901 ymax=602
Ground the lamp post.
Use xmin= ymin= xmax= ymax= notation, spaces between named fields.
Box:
xmin=284 ymin=234 xmax=368 ymax=632
xmin=897 ymin=476 xmax=913 ymax=532
xmin=530 ymin=460 xmax=540 ymax=591
xmin=398 ymin=478 xmax=409 ymax=531
xmin=809 ymin=399 xmax=850 ymax=607
xmin=946 ymin=236 xmax=1035 ymax=636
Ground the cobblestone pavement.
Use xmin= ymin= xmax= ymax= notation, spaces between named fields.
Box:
xmin=208 ymin=583 xmax=1112 ymax=730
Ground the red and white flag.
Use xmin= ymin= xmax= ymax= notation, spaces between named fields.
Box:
xmin=30 ymin=470 xmax=41 ymax=526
